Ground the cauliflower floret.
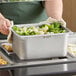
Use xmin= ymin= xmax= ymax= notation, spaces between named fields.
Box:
xmin=38 ymin=31 xmax=44 ymax=35
xmin=28 ymin=29 xmax=33 ymax=32
xmin=22 ymin=27 xmax=27 ymax=32
xmin=33 ymin=27 xmax=39 ymax=32
xmin=45 ymin=32 xmax=50 ymax=34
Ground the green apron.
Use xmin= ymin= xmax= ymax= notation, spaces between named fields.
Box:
xmin=0 ymin=1 xmax=48 ymax=39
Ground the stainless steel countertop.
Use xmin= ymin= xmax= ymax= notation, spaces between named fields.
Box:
xmin=0 ymin=40 xmax=76 ymax=76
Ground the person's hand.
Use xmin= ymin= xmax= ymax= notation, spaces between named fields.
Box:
xmin=0 ymin=13 xmax=11 ymax=35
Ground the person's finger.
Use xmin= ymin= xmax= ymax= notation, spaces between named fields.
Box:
xmin=0 ymin=20 xmax=9 ymax=35
xmin=0 ymin=24 xmax=9 ymax=35
xmin=0 ymin=29 xmax=9 ymax=35
xmin=5 ymin=19 xmax=11 ymax=27
xmin=0 ymin=25 xmax=9 ymax=35
xmin=0 ymin=20 xmax=7 ymax=29
xmin=0 ymin=18 xmax=10 ymax=35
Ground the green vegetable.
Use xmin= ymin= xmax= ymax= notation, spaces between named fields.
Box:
xmin=12 ymin=22 xmax=66 ymax=36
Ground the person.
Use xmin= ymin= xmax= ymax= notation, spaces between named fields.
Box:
xmin=0 ymin=0 xmax=63 ymax=76
xmin=0 ymin=0 xmax=63 ymax=39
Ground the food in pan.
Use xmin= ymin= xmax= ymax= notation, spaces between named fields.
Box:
xmin=2 ymin=43 xmax=13 ymax=52
xmin=12 ymin=22 xmax=66 ymax=36
xmin=68 ymin=43 xmax=76 ymax=56
xmin=0 ymin=56 xmax=8 ymax=65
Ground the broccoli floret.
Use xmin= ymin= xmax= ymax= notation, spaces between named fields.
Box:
xmin=12 ymin=21 xmax=66 ymax=36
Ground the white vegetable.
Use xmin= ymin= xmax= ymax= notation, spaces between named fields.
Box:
xmin=38 ymin=31 xmax=44 ymax=35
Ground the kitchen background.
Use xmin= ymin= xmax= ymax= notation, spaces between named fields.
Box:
xmin=63 ymin=0 xmax=76 ymax=32
xmin=0 ymin=0 xmax=76 ymax=32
